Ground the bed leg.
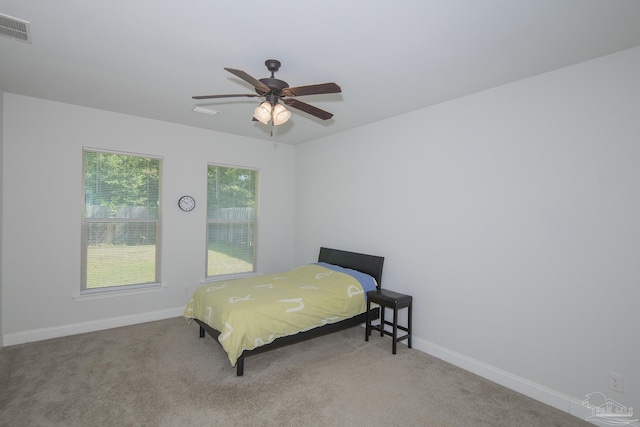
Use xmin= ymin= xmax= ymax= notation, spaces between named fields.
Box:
xmin=236 ymin=356 xmax=245 ymax=376
xmin=365 ymin=298 xmax=371 ymax=341
xmin=199 ymin=325 xmax=205 ymax=338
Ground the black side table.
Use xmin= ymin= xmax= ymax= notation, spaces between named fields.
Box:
xmin=365 ymin=289 xmax=412 ymax=354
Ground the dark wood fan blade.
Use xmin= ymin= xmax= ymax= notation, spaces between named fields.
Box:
xmin=284 ymin=98 xmax=334 ymax=120
xmin=224 ymin=68 xmax=271 ymax=93
xmin=282 ymin=82 xmax=341 ymax=97
xmin=192 ymin=94 xmax=259 ymax=99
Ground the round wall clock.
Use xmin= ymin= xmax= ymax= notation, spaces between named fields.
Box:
xmin=178 ymin=195 xmax=196 ymax=212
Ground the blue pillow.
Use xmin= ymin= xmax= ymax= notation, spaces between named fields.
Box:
xmin=315 ymin=262 xmax=378 ymax=296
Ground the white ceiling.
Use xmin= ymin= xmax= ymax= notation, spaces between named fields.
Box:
xmin=2 ymin=1 xmax=640 ymax=145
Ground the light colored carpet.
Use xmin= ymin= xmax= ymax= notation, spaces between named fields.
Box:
xmin=0 ymin=318 xmax=589 ymax=427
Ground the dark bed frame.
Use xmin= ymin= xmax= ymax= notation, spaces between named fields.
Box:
xmin=194 ymin=246 xmax=385 ymax=376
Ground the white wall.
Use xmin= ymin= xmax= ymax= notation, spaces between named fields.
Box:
xmin=0 ymin=91 xmax=4 ymax=348
xmin=1 ymin=94 xmax=295 ymax=343
xmin=295 ymin=46 xmax=640 ymax=419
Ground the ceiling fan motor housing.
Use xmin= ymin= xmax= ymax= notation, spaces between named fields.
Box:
xmin=258 ymin=59 xmax=289 ymax=102
xmin=257 ymin=77 xmax=289 ymax=97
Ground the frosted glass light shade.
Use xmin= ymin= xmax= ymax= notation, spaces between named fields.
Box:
xmin=253 ymin=102 xmax=272 ymax=124
xmin=272 ymin=104 xmax=291 ymax=126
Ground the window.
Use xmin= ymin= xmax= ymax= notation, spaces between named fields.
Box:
xmin=206 ymin=165 xmax=257 ymax=278
xmin=81 ymin=149 xmax=161 ymax=291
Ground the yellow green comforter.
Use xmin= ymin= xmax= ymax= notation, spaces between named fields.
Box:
xmin=183 ymin=264 xmax=367 ymax=366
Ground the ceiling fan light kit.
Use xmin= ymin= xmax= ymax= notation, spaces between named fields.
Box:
xmin=252 ymin=101 xmax=291 ymax=126
xmin=193 ymin=59 xmax=341 ymax=130
xmin=253 ymin=102 xmax=272 ymax=124
xmin=272 ymin=103 xmax=291 ymax=125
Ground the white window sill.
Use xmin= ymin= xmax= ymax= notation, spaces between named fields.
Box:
xmin=73 ymin=283 xmax=167 ymax=301
xmin=201 ymin=272 xmax=261 ymax=284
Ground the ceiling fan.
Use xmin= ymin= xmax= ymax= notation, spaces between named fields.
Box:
xmin=192 ymin=59 xmax=341 ymax=127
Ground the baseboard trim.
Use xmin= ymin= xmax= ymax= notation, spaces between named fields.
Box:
xmin=411 ymin=336 xmax=594 ymax=423
xmin=2 ymin=307 xmax=185 ymax=346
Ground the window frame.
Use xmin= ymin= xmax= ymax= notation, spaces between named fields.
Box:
xmin=80 ymin=147 xmax=163 ymax=294
xmin=205 ymin=163 xmax=258 ymax=281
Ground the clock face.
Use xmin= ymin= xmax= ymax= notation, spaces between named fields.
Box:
xmin=178 ymin=196 xmax=196 ymax=212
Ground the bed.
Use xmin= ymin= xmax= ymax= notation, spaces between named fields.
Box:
xmin=183 ymin=247 xmax=384 ymax=376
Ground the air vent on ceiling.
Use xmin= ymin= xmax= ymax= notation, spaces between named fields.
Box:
xmin=0 ymin=13 xmax=31 ymax=43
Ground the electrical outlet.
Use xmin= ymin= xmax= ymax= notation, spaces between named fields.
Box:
xmin=609 ymin=372 xmax=624 ymax=393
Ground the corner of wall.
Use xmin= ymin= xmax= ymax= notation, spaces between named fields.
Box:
xmin=1 ymin=90 xmax=5 ymax=349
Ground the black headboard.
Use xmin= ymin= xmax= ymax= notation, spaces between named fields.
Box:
xmin=318 ymin=247 xmax=384 ymax=288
